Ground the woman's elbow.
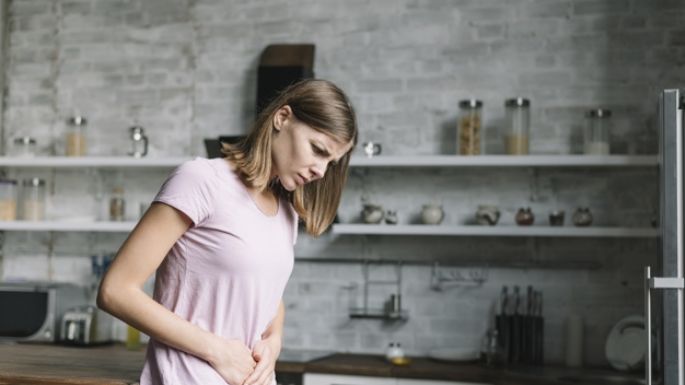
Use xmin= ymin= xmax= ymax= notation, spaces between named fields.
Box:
xmin=96 ymin=279 xmax=116 ymax=314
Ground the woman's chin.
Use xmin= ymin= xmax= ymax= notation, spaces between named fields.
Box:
xmin=281 ymin=179 xmax=297 ymax=192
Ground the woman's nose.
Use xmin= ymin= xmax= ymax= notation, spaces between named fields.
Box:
xmin=310 ymin=162 xmax=326 ymax=180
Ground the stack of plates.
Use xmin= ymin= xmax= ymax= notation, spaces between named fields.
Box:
xmin=605 ymin=315 xmax=646 ymax=371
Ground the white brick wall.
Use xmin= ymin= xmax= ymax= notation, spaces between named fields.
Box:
xmin=2 ymin=0 xmax=683 ymax=366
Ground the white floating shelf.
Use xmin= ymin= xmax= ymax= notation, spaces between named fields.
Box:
xmin=0 ymin=155 xmax=658 ymax=168
xmin=349 ymin=155 xmax=658 ymax=167
xmin=0 ymin=156 xmax=189 ymax=168
xmin=332 ymin=224 xmax=658 ymax=238
xmin=0 ymin=220 xmax=137 ymax=232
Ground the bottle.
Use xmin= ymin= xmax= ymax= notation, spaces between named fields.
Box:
xmin=21 ymin=178 xmax=46 ymax=221
xmin=504 ymin=98 xmax=531 ymax=155
xmin=128 ymin=126 xmax=149 ymax=158
xmin=66 ymin=116 xmax=87 ymax=157
xmin=458 ymin=99 xmax=483 ymax=155
xmin=584 ymin=109 xmax=611 ymax=155
xmin=109 ymin=187 xmax=126 ymax=221
xmin=0 ymin=179 xmax=17 ymax=220
xmin=126 ymin=324 xmax=141 ymax=350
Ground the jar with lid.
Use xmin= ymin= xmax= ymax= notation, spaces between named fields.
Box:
xmin=504 ymin=98 xmax=530 ymax=155
xmin=109 ymin=186 xmax=126 ymax=221
xmin=66 ymin=116 xmax=87 ymax=157
xmin=458 ymin=99 xmax=483 ymax=155
xmin=584 ymin=109 xmax=611 ymax=155
xmin=0 ymin=179 xmax=17 ymax=221
xmin=21 ymin=178 xmax=46 ymax=221
xmin=128 ymin=126 xmax=149 ymax=158
xmin=10 ymin=137 xmax=37 ymax=157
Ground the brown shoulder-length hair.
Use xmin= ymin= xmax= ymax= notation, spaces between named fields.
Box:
xmin=222 ymin=79 xmax=358 ymax=236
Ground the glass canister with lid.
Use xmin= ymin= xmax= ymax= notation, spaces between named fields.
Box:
xmin=504 ymin=98 xmax=531 ymax=155
xmin=10 ymin=137 xmax=37 ymax=157
xmin=66 ymin=116 xmax=87 ymax=156
xmin=458 ymin=99 xmax=483 ymax=155
xmin=584 ymin=108 xmax=611 ymax=155
xmin=21 ymin=178 xmax=46 ymax=221
xmin=0 ymin=179 xmax=18 ymax=221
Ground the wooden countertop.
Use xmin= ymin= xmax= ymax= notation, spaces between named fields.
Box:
xmin=0 ymin=343 xmax=643 ymax=385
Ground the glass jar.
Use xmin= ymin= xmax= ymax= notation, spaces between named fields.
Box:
xmin=129 ymin=126 xmax=149 ymax=158
xmin=0 ymin=179 xmax=18 ymax=221
xmin=109 ymin=186 xmax=125 ymax=221
xmin=10 ymin=137 xmax=37 ymax=157
xmin=21 ymin=178 xmax=46 ymax=221
xmin=504 ymin=98 xmax=531 ymax=155
xmin=66 ymin=116 xmax=87 ymax=157
xmin=458 ymin=99 xmax=483 ymax=155
xmin=584 ymin=109 xmax=611 ymax=155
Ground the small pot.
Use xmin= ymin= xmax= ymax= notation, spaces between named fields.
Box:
xmin=549 ymin=210 xmax=565 ymax=226
xmin=362 ymin=204 xmax=384 ymax=224
xmin=572 ymin=207 xmax=593 ymax=227
xmin=385 ymin=210 xmax=398 ymax=225
xmin=515 ymin=207 xmax=535 ymax=226
xmin=476 ymin=205 xmax=500 ymax=226
xmin=421 ymin=204 xmax=444 ymax=225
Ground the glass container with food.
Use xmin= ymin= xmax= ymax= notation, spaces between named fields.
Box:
xmin=504 ymin=98 xmax=530 ymax=155
xmin=458 ymin=99 xmax=483 ymax=155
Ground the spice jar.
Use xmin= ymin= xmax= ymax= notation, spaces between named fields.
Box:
xmin=458 ymin=99 xmax=483 ymax=155
xmin=10 ymin=137 xmax=37 ymax=157
xmin=584 ymin=109 xmax=611 ymax=155
xmin=109 ymin=186 xmax=126 ymax=221
xmin=66 ymin=116 xmax=87 ymax=156
xmin=128 ymin=126 xmax=149 ymax=158
xmin=21 ymin=178 xmax=46 ymax=221
xmin=504 ymin=98 xmax=530 ymax=155
xmin=0 ymin=179 xmax=17 ymax=220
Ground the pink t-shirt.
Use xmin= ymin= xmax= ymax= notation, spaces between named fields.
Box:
xmin=140 ymin=157 xmax=296 ymax=385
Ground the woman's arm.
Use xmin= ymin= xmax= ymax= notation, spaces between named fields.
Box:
xmin=261 ymin=300 xmax=285 ymax=354
xmin=244 ymin=300 xmax=286 ymax=385
xmin=97 ymin=202 xmax=256 ymax=382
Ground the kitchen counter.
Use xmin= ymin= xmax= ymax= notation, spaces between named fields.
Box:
xmin=0 ymin=343 xmax=643 ymax=385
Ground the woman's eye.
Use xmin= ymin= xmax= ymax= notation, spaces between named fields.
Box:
xmin=312 ymin=145 xmax=326 ymax=155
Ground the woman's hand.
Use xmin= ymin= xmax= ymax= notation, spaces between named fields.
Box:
xmin=207 ymin=337 xmax=257 ymax=385
xmin=243 ymin=336 xmax=281 ymax=385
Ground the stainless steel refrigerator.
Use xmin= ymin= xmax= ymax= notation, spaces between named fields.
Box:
xmin=646 ymin=89 xmax=685 ymax=385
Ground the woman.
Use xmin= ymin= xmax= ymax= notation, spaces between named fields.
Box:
xmin=97 ymin=79 xmax=357 ymax=385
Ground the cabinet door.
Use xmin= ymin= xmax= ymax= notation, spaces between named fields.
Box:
xmin=303 ymin=373 xmax=397 ymax=385
xmin=396 ymin=379 xmax=492 ymax=385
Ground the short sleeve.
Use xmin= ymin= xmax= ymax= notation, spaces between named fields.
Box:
xmin=153 ymin=158 xmax=216 ymax=226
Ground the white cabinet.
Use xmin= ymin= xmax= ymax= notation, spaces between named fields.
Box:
xmin=303 ymin=374 xmax=491 ymax=385
xmin=304 ymin=373 xmax=396 ymax=385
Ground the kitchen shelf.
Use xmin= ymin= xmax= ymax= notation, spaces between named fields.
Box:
xmin=332 ymin=224 xmax=659 ymax=238
xmin=348 ymin=308 xmax=409 ymax=321
xmin=0 ymin=155 xmax=657 ymax=168
xmin=0 ymin=156 xmax=189 ymax=168
xmin=349 ymin=155 xmax=657 ymax=167
xmin=0 ymin=220 xmax=137 ymax=232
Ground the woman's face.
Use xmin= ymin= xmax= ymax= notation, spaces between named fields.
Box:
xmin=271 ymin=106 xmax=353 ymax=192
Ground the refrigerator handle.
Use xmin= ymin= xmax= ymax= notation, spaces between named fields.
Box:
xmin=646 ymin=266 xmax=653 ymax=385
xmin=645 ymin=265 xmax=685 ymax=385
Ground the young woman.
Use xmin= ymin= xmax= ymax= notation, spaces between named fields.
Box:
xmin=97 ymin=79 xmax=357 ymax=385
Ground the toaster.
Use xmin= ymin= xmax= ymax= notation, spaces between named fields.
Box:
xmin=60 ymin=305 xmax=113 ymax=345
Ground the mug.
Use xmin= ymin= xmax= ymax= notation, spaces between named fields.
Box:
xmin=363 ymin=142 xmax=382 ymax=157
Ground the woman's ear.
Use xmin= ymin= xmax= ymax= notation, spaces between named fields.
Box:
xmin=273 ymin=105 xmax=293 ymax=132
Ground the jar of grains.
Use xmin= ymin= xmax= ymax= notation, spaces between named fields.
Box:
xmin=458 ymin=99 xmax=483 ymax=155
